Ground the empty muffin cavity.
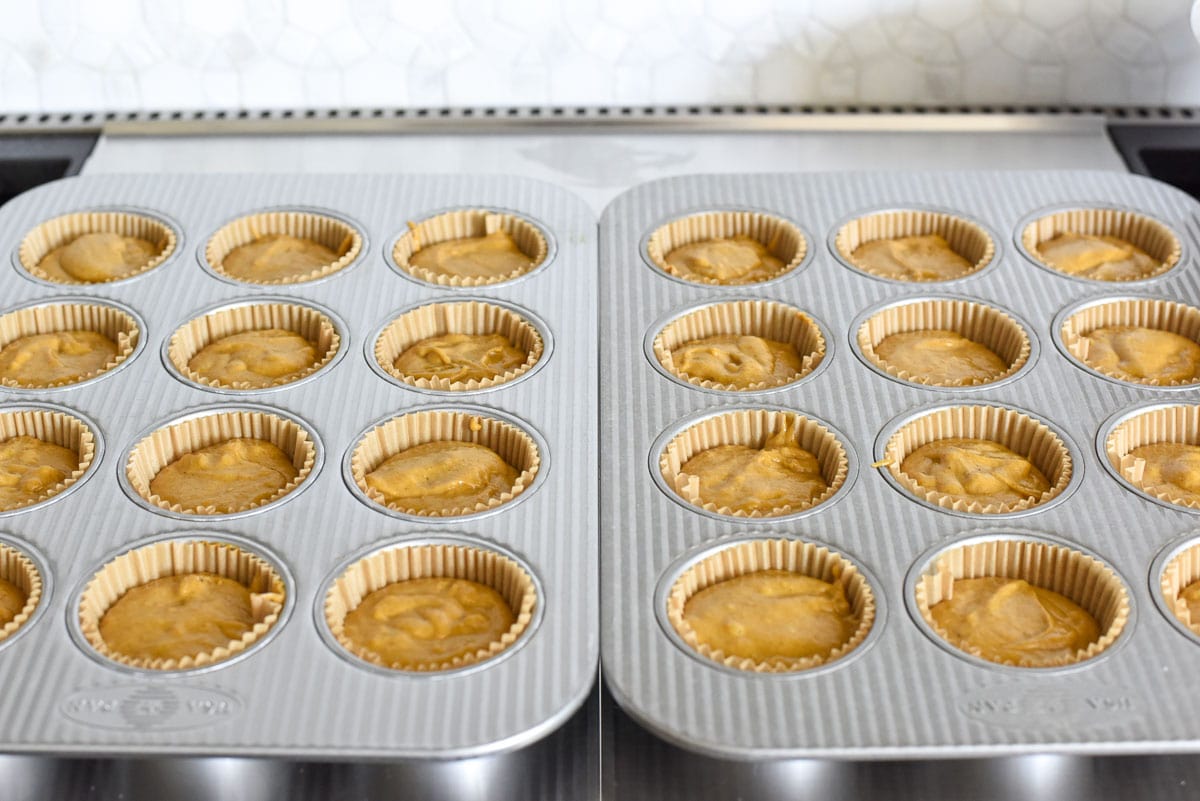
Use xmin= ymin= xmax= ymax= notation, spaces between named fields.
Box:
xmin=391 ymin=209 xmax=549 ymax=287
xmin=833 ymin=209 xmax=993 ymax=283
xmin=205 ymin=209 xmax=362 ymax=285
xmin=0 ymin=300 xmax=140 ymax=389
xmin=18 ymin=210 xmax=176 ymax=285
xmin=1020 ymin=207 xmax=1180 ymax=282
xmin=645 ymin=210 xmax=806 ymax=286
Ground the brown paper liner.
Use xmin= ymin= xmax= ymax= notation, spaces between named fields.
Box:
xmin=0 ymin=302 xmax=139 ymax=389
xmin=834 ymin=209 xmax=994 ymax=281
xmin=1060 ymin=298 xmax=1200 ymax=387
xmin=881 ymin=405 xmax=1073 ymax=515
xmin=659 ymin=409 xmax=849 ymax=517
xmin=856 ymin=298 xmax=1030 ymax=388
xmin=78 ymin=539 xmax=285 ymax=671
xmin=646 ymin=211 xmax=805 ymax=286
xmin=374 ymin=301 xmax=544 ymax=391
xmin=324 ymin=541 xmax=536 ymax=672
xmin=205 ymin=210 xmax=362 ymax=285
xmin=1104 ymin=404 xmax=1200 ymax=510
xmin=125 ymin=410 xmax=316 ymax=515
xmin=914 ymin=538 xmax=1129 ymax=667
xmin=350 ymin=410 xmax=540 ymax=517
xmin=17 ymin=210 xmax=176 ymax=285
xmin=391 ymin=210 xmax=548 ymax=287
xmin=666 ymin=538 xmax=875 ymax=672
xmin=0 ymin=409 xmax=95 ymax=512
xmin=167 ymin=302 xmax=340 ymax=390
xmin=0 ymin=543 xmax=42 ymax=645
xmin=1161 ymin=541 xmax=1200 ymax=635
xmin=652 ymin=300 xmax=825 ymax=391
xmin=1021 ymin=208 xmax=1181 ymax=281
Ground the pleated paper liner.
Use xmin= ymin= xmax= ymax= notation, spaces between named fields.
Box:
xmin=0 ymin=408 xmax=95 ymax=513
xmin=349 ymin=410 xmax=540 ymax=517
xmin=1104 ymin=404 xmax=1200 ymax=511
xmin=125 ymin=410 xmax=316 ymax=516
xmin=913 ymin=537 xmax=1129 ymax=668
xmin=833 ymin=209 xmax=994 ymax=282
xmin=856 ymin=297 xmax=1030 ymax=388
xmin=78 ymin=538 xmax=286 ymax=671
xmin=659 ymin=409 xmax=849 ymax=518
xmin=1161 ymin=539 xmax=1200 ymax=635
xmin=1060 ymin=297 xmax=1200 ymax=387
xmin=652 ymin=300 xmax=825 ymax=391
xmin=666 ymin=538 xmax=875 ymax=673
xmin=0 ymin=301 xmax=139 ymax=389
xmin=879 ymin=405 xmax=1073 ymax=515
xmin=205 ymin=209 xmax=362 ymax=285
xmin=646 ymin=211 xmax=806 ymax=286
xmin=167 ymin=301 xmax=340 ymax=390
xmin=374 ymin=300 xmax=544 ymax=391
xmin=324 ymin=541 xmax=537 ymax=672
xmin=391 ymin=209 xmax=548 ymax=287
xmin=0 ymin=542 xmax=42 ymax=646
xmin=1020 ymin=207 xmax=1181 ymax=282
xmin=17 ymin=210 xmax=176 ymax=285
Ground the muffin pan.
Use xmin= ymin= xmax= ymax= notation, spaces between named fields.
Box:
xmin=600 ymin=170 xmax=1200 ymax=758
xmin=0 ymin=174 xmax=596 ymax=758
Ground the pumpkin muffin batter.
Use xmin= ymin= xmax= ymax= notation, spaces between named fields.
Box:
xmin=36 ymin=232 xmax=159 ymax=283
xmin=343 ymin=577 xmax=514 ymax=669
xmin=187 ymin=328 xmax=318 ymax=388
xmin=0 ymin=435 xmax=78 ymax=511
xmin=1179 ymin=580 xmax=1200 ymax=629
xmin=99 ymin=573 xmax=255 ymax=662
xmin=851 ymin=234 xmax=973 ymax=281
xmin=393 ymin=333 xmax=526 ymax=383
xmin=900 ymin=438 xmax=1049 ymax=506
xmin=0 ymin=330 xmax=119 ymax=387
xmin=1037 ymin=232 xmax=1161 ymax=281
xmin=1078 ymin=326 xmax=1200 ymax=384
xmin=874 ymin=329 xmax=1008 ymax=385
xmin=365 ymin=441 xmax=518 ymax=514
xmin=1126 ymin=443 xmax=1200 ymax=504
xmin=683 ymin=570 xmax=857 ymax=664
xmin=0 ymin=577 xmax=26 ymax=627
xmin=930 ymin=576 xmax=1099 ymax=666
xmin=221 ymin=234 xmax=340 ymax=283
xmin=410 ymin=230 xmax=533 ymax=280
xmin=670 ymin=335 xmax=802 ymax=388
xmin=149 ymin=438 xmax=298 ymax=513
xmin=664 ymin=236 xmax=784 ymax=284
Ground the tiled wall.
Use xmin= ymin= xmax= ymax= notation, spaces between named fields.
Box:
xmin=3 ymin=0 xmax=1199 ymax=113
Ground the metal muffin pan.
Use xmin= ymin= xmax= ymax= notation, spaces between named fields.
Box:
xmin=600 ymin=170 xmax=1200 ymax=759
xmin=0 ymin=174 xmax=597 ymax=759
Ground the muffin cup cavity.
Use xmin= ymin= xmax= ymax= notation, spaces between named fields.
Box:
xmin=373 ymin=300 xmax=545 ymax=391
xmin=0 ymin=407 xmax=97 ymax=513
xmin=664 ymin=538 xmax=875 ymax=673
xmin=204 ymin=209 xmax=363 ymax=286
xmin=0 ymin=541 xmax=43 ymax=646
xmin=1103 ymin=403 xmax=1200 ymax=511
xmin=833 ymin=208 xmax=994 ymax=282
xmin=77 ymin=537 xmax=286 ymax=672
xmin=0 ymin=299 xmax=141 ymax=389
xmin=166 ymin=300 xmax=341 ymax=391
xmin=17 ymin=210 xmax=177 ymax=285
xmin=323 ymin=539 xmax=537 ymax=673
xmin=1020 ymin=207 xmax=1181 ymax=282
xmin=391 ymin=209 xmax=549 ymax=287
xmin=912 ymin=536 xmax=1129 ymax=669
xmin=651 ymin=300 xmax=826 ymax=392
xmin=645 ymin=210 xmax=806 ymax=286
xmin=1059 ymin=296 xmax=1200 ymax=388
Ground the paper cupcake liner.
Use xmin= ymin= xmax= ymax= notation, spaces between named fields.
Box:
xmin=78 ymin=538 xmax=285 ymax=671
xmin=914 ymin=537 xmax=1129 ymax=668
xmin=324 ymin=541 xmax=536 ymax=672
xmin=1104 ymin=404 xmax=1200 ymax=510
xmin=1161 ymin=540 xmax=1200 ymax=635
xmin=205 ymin=210 xmax=362 ymax=285
xmin=0 ymin=409 xmax=95 ymax=513
xmin=1021 ymin=207 xmax=1181 ymax=282
xmin=666 ymin=538 xmax=875 ymax=673
xmin=880 ymin=405 xmax=1073 ymax=515
xmin=391 ymin=209 xmax=548 ymax=287
xmin=834 ymin=209 xmax=993 ymax=282
xmin=659 ymin=409 xmax=849 ymax=517
xmin=125 ymin=410 xmax=316 ymax=516
xmin=350 ymin=410 xmax=540 ymax=517
xmin=646 ymin=211 xmax=805 ymax=286
xmin=652 ymin=300 xmax=825 ymax=391
xmin=17 ymin=210 xmax=176 ymax=285
xmin=1060 ymin=297 xmax=1200 ymax=387
xmin=167 ymin=301 xmax=340 ymax=390
xmin=374 ymin=301 xmax=544 ymax=391
xmin=856 ymin=297 xmax=1030 ymax=388
xmin=0 ymin=301 xmax=139 ymax=389
xmin=0 ymin=542 xmax=42 ymax=645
